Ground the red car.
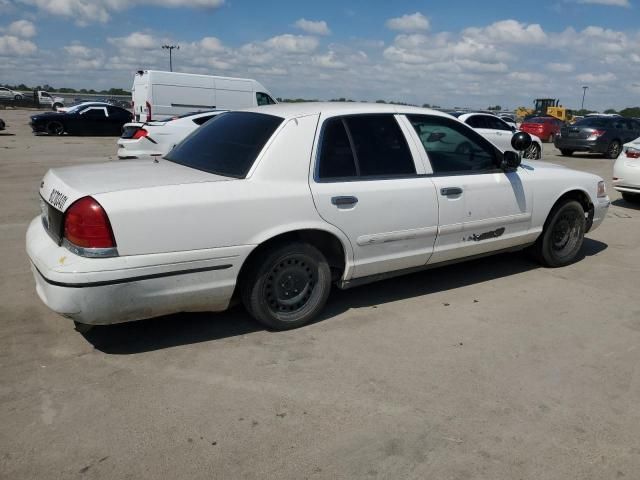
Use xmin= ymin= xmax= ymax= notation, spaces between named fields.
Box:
xmin=520 ymin=117 xmax=563 ymax=142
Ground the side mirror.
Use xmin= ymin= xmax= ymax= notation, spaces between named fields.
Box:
xmin=511 ymin=131 xmax=532 ymax=151
xmin=501 ymin=151 xmax=521 ymax=171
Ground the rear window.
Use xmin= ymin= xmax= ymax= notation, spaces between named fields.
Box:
xmin=573 ymin=118 xmax=610 ymax=128
xmin=526 ymin=117 xmax=550 ymax=123
xmin=165 ymin=111 xmax=283 ymax=178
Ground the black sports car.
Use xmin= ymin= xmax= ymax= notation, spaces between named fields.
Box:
xmin=30 ymin=103 xmax=133 ymax=136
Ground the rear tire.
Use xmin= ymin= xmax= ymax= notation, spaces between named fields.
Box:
xmin=14 ymin=94 xmax=22 ymax=101
xmin=560 ymin=149 xmax=574 ymax=156
xmin=533 ymin=200 xmax=586 ymax=267
xmin=621 ymin=192 xmax=640 ymax=203
xmin=46 ymin=121 xmax=64 ymax=135
xmin=605 ymin=140 xmax=622 ymax=159
xmin=524 ymin=142 xmax=541 ymax=159
xmin=52 ymin=103 xmax=63 ymax=112
xmin=241 ymin=242 xmax=332 ymax=330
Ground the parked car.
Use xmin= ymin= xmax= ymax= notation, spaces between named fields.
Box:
xmin=613 ymin=136 xmax=640 ymax=203
xmin=132 ymin=70 xmax=276 ymax=122
xmin=520 ymin=116 xmax=563 ymax=143
xmin=497 ymin=114 xmax=517 ymax=129
xmin=0 ymin=87 xmax=23 ymax=100
xmin=35 ymin=91 xmax=65 ymax=111
xmin=453 ymin=112 xmax=543 ymax=159
xmin=27 ymin=104 xmax=609 ymax=330
xmin=555 ymin=116 xmax=640 ymax=158
xmin=30 ymin=103 xmax=133 ymax=136
xmin=117 ymin=110 xmax=226 ymax=159
xmin=56 ymin=101 xmax=111 ymax=113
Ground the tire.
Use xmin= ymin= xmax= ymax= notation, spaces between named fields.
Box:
xmin=14 ymin=94 xmax=22 ymax=101
xmin=560 ymin=149 xmax=574 ymax=156
xmin=622 ymin=192 xmax=640 ymax=203
xmin=241 ymin=242 xmax=332 ymax=330
xmin=46 ymin=121 xmax=64 ymax=135
xmin=524 ymin=142 xmax=541 ymax=160
xmin=533 ymin=200 xmax=586 ymax=267
xmin=605 ymin=140 xmax=622 ymax=159
xmin=52 ymin=103 xmax=63 ymax=112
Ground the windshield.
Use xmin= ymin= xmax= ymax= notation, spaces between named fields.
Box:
xmin=165 ymin=111 xmax=284 ymax=178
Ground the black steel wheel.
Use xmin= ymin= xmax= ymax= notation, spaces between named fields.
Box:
xmin=242 ymin=242 xmax=331 ymax=330
xmin=605 ymin=140 xmax=621 ymax=159
xmin=46 ymin=121 xmax=64 ymax=136
xmin=533 ymin=200 xmax=585 ymax=267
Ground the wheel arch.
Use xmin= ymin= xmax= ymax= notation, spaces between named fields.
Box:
xmin=546 ymin=188 xmax=594 ymax=232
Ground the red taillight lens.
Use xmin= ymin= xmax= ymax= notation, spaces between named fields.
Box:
xmin=145 ymin=101 xmax=151 ymax=122
xmin=64 ymin=197 xmax=116 ymax=249
xmin=626 ymin=148 xmax=640 ymax=159
xmin=132 ymin=128 xmax=148 ymax=139
xmin=592 ymin=130 xmax=605 ymax=137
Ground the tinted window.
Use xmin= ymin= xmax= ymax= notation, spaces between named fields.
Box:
xmin=318 ymin=118 xmax=357 ymax=179
xmin=465 ymin=115 xmax=487 ymax=128
xmin=192 ymin=115 xmax=216 ymax=126
xmin=165 ymin=111 xmax=283 ymax=178
xmin=485 ymin=116 xmax=512 ymax=131
xmin=346 ymin=115 xmax=415 ymax=177
xmin=527 ymin=117 xmax=550 ymax=123
xmin=573 ymin=118 xmax=609 ymax=128
xmin=81 ymin=108 xmax=106 ymax=118
xmin=256 ymin=92 xmax=276 ymax=106
xmin=407 ymin=115 xmax=499 ymax=174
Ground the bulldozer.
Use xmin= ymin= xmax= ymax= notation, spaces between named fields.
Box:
xmin=516 ymin=98 xmax=571 ymax=123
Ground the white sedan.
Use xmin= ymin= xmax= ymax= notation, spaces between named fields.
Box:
xmin=613 ymin=136 xmax=640 ymax=203
xmin=455 ymin=112 xmax=543 ymax=159
xmin=117 ymin=110 xmax=225 ymax=159
xmin=0 ymin=87 xmax=23 ymax=100
xmin=27 ymin=103 xmax=609 ymax=330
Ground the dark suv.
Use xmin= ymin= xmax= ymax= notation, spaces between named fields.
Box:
xmin=555 ymin=116 xmax=640 ymax=159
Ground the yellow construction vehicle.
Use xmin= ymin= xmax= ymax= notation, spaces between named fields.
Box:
xmin=516 ymin=99 xmax=572 ymax=123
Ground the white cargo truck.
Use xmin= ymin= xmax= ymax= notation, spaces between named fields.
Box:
xmin=131 ymin=70 xmax=277 ymax=121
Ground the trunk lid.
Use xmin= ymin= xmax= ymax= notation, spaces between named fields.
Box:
xmin=40 ymin=159 xmax=232 ymax=214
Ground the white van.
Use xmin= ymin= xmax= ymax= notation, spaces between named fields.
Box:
xmin=131 ymin=70 xmax=277 ymax=121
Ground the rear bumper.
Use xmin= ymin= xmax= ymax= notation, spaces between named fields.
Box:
xmin=554 ymin=137 xmax=608 ymax=153
xmin=26 ymin=217 xmax=252 ymax=325
xmin=117 ymin=139 xmax=164 ymax=160
xmin=613 ymin=157 xmax=640 ymax=193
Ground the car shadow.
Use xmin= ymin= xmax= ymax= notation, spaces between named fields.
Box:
xmin=82 ymin=239 xmax=608 ymax=355
xmin=611 ymin=198 xmax=640 ymax=210
xmin=0 ymin=133 xmax=15 ymax=136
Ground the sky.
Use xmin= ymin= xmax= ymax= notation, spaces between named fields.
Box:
xmin=0 ymin=0 xmax=639 ymax=110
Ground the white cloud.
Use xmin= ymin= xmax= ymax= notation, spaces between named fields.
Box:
xmin=464 ymin=20 xmax=547 ymax=44
xmin=386 ymin=12 xmax=430 ymax=32
xmin=576 ymin=0 xmax=630 ymax=6
xmin=576 ymin=72 xmax=617 ymax=83
xmin=64 ymin=44 xmax=92 ymax=57
xmin=294 ymin=18 xmax=331 ymax=36
xmin=18 ymin=0 xmax=224 ymax=25
xmin=7 ymin=19 xmax=36 ymax=37
xmin=547 ymin=62 xmax=575 ymax=72
xmin=265 ymin=34 xmax=319 ymax=53
xmin=199 ymin=37 xmax=224 ymax=52
xmin=0 ymin=35 xmax=37 ymax=55
xmin=108 ymin=32 xmax=158 ymax=50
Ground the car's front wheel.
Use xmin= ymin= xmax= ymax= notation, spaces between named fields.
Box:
xmin=52 ymin=103 xmax=63 ymax=111
xmin=242 ymin=242 xmax=332 ymax=330
xmin=605 ymin=140 xmax=622 ymax=159
xmin=533 ymin=200 xmax=586 ymax=267
xmin=524 ymin=142 xmax=541 ymax=159
xmin=46 ymin=121 xmax=64 ymax=135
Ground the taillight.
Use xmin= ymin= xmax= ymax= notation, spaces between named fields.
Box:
xmin=63 ymin=197 xmax=116 ymax=252
xmin=587 ymin=129 xmax=605 ymax=140
xmin=145 ymin=101 xmax=151 ymax=122
xmin=132 ymin=128 xmax=148 ymax=139
xmin=625 ymin=147 xmax=640 ymax=159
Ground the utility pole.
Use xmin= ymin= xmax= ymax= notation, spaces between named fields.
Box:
xmin=162 ymin=44 xmax=179 ymax=72
xmin=581 ymin=86 xmax=589 ymax=111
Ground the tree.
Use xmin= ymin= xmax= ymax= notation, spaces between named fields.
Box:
xmin=422 ymin=103 xmax=431 ymax=108
xmin=619 ymin=107 xmax=640 ymax=118
xmin=604 ymin=108 xmax=618 ymax=114
xmin=487 ymin=105 xmax=502 ymax=111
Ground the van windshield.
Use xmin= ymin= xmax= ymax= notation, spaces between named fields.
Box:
xmin=164 ymin=111 xmax=284 ymax=178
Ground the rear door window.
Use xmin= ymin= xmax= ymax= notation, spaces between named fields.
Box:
xmin=165 ymin=111 xmax=283 ymax=178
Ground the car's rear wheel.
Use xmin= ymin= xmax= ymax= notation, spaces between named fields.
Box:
xmin=524 ymin=142 xmax=541 ymax=159
xmin=533 ymin=200 xmax=586 ymax=267
xmin=605 ymin=140 xmax=622 ymax=159
xmin=46 ymin=121 xmax=64 ymax=136
xmin=52 ymin=103 xmax=63 ymax=112
xmin=621 ymin=192 xmax=640 ymax=203
xmin=560 ymin=149 xmax=574 ymax=156
xmin=14 ymin=94 xmax=22 ymax=101
xmin=242 ymin=242 xmax=332 ymax=330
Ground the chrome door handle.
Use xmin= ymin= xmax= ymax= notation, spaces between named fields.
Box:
xmin=440 ymin=187 xmax=463 ymax=196
xmin=331 ymin=196 xmax=358 ymax=206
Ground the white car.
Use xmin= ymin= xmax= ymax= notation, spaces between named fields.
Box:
xmin=455 ymin=112 xmax=543 ymax=159
xmin=117 ymin=111 xmax=225 ymax=159
xmin=613 ymin=136 xmax=640 ymax=203
xmin=0 ymin=87 xmax=23 ymax=100
xmin=26 ymin=103 xmax=609 ymax=331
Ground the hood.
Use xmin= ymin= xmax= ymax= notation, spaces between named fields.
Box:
xmin=40 ymin=159 xmax=231 ymax=212
xmin=521 ymin=160 xmax=568 ymax=171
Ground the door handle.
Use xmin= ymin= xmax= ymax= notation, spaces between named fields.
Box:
xmin=440 ymin=187 xmax=463 ymax=196
xmin=331 ymin=196 xmax=358 ymax=207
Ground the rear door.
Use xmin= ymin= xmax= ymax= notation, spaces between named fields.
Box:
xmin=309 ymin=114 xmax=439 ymax=279
xmin=78 ymin=106 xmax=109 ymax=135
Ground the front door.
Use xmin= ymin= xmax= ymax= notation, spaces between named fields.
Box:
xmin=405 ymin=114 xmax=534 ymax=264
xmin=309 ymin=113 xmax=439 ymax=279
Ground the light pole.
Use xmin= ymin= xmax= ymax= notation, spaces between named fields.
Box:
xmin=162 ymin=44 xmax=179 ymax=72
xmin=581 ymin=85 xmax=589 ymax=111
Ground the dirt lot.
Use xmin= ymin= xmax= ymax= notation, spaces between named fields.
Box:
xmin=1 ymin=108 xmax=639 ymax=479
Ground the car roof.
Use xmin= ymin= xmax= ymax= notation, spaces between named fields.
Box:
xmin=457 ymin=112 xmax=504 ymax=121
xmin=241 ymin=102 xmax=455 ymax=120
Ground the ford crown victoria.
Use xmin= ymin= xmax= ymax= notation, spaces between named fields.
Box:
xmin=26 ymin=103 xmax=610 ymax=330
